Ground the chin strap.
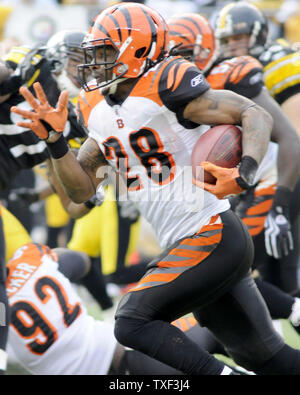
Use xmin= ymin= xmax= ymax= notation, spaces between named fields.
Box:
xmin=100 ymin=76 xmax=128 ymax=95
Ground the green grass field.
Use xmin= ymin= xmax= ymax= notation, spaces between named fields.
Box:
xmin=282 ymin=320 xmax=300 ymax=348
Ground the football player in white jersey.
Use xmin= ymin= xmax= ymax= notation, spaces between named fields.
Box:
xmin=8 ymin=241 xmax=253 ymax=375
xmin=7 ymin=243 xmax=117 ymax=375
xmin=11 ymin=2 xmax=300 ymax=375
xmin=2 ymin=203 xmax=218 ymax=375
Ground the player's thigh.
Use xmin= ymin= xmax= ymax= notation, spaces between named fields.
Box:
xmin=1 ymin=206 xmax=31 ymax=262
xmin=194 ymin=273 xmax=284 ymax=367
xmin=67 ymin=207 xmax=102 ymax=257
xmin=99 ymin=194 xmax=120 ymax=275
xmin=116 ymin=208 xmax=141 ymax=270
xmin=116 ymin=210 xmax=254 ymax=322
xmin=45 ymin=194 xmax=70 ymax=228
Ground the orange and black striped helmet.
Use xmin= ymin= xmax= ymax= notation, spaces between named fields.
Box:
xmin=167 ymin=13 xmax=217 ymax=73
xmin=78 ymin=2 xmax=168 ymax=92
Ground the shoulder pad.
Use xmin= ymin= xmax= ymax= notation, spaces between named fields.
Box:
xmin=130 ymin=56 xmax=186 ymax=105
xmin=207 ymin=56 xmax=262 ymax=89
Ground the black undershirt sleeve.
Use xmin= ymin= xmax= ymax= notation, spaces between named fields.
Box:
xmin=225 ymin=67 xmax=264 ymax=99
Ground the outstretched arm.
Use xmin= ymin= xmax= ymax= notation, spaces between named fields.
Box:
xmin=250 ymin=88 xmax=300 ymax=259
xmin=11 ymin=82 xmax=109 ymax=203
xmin=252 ymin=87 xmax=300 ymax=190
xmin=282 ymin=92 xmax=300 ymax=138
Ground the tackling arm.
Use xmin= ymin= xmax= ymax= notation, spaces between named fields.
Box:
xmin=281 ymin=92 xmax=300 ymax=137
xmin=252 ymin=87 xmax=300 ymax=189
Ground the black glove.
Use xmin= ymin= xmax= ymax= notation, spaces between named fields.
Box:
xmin=8 ymin=188 xmax=39 ymax=205
xmin=264 ymin=186 xmax=293 ymax=259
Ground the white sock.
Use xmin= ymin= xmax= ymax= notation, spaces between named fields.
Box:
xmin=289 ymin=298 xmax=300 ymax=326
xmin=220 ymin=365 xmax=233 ymax=375
xmin=272 ymin=319 xmax=283 ymax=337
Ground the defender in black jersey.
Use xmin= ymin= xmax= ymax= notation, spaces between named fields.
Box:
xmin=0 ymin=47 xmax=86 ymax=191
xmin=0 ymin=45 xmax=87 ymax=374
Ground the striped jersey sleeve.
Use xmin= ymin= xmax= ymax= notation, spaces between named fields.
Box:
xmin=207 ymin=56 xmax=264 ymax=99
xmin=158 ymin=57 xmax=210 ymax=113
xmin=259 ymin=41 xmax=300 ymax=104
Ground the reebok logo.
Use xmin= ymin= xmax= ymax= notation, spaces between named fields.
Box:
xmin=249 ymin=72 xmax=263 ymax=85
xmin=191 ymin=74 xmax=203 ymax=87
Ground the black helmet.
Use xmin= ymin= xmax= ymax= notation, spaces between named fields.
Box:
xmin=214 ymin=2 xmax=268 ymax=57
xmin=45 ymin=30 xmax=86 ymax=74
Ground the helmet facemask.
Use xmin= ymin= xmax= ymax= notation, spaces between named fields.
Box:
xmin=78 ymin=37 xmax=129 ymax=93
xmin=45 ymin=30 xmax=86 ymax=97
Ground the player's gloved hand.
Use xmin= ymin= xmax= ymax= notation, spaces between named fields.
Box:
xmin=194 ymin=156 xmax=258 ymax=200
xmin=118 ymin=199 xmax=140 ymax=221
xmin=264 ymin=186 xmax=293 ymax=259
xmin=8 ymin=187 xmax=39 ymax=205
xmin=10 ymin=82 xmax=69 ymax=140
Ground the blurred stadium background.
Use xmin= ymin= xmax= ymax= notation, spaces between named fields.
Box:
xmin=1 ymin=0 xmax=300 ymax=375
xmin=1 ymin=1 xmax=300 ymax=54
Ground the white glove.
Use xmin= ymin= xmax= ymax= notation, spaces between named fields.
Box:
xmin=264 ymin=205 xmax=293 ymax=259
xmin=118 ymin=200 xmax=139 ymax=221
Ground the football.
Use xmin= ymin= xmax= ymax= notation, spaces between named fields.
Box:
xmin=191 ymin=124 xmax=242 ymax=184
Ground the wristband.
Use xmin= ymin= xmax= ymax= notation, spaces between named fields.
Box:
xmin=84 ymin=200 xmax=96 ymax=209
xmin=46 ymin=134 xmax=69 ymax=159
xmin=236 ymin=156 xmax=258 ymax=189
xmin=273 ymin=186 xmax=292 ymax=208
